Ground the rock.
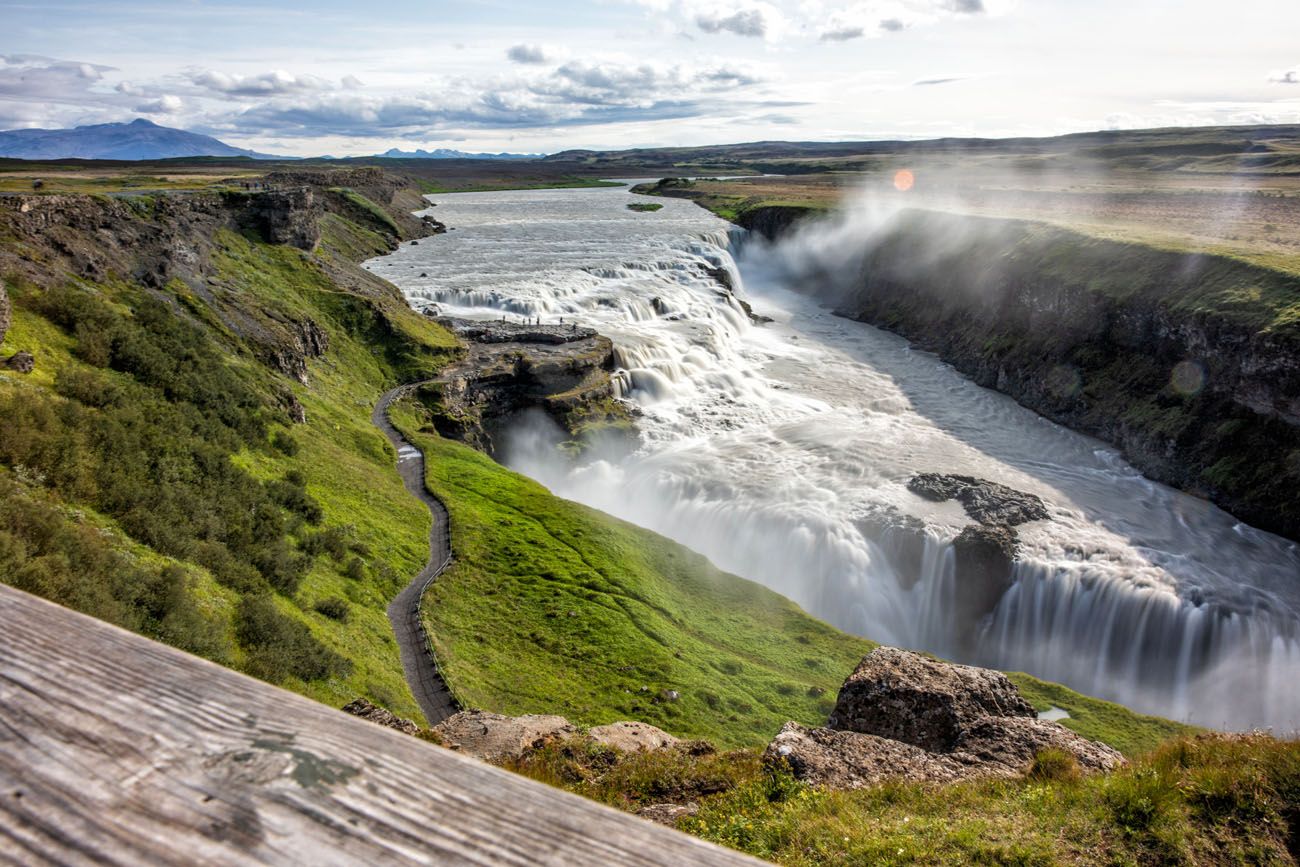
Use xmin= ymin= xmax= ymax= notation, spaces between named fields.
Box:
xmin=768 ymin=647 xmax=1124 ymax=789
xmin=952 ymin=715 xmax=1124 ymax=776
xmin=4 ymin=350 xmax=33 ymax=374
xmin=636 ymin=802 xmax=699 ymax=826
xmin=766 ymin=722 xmax=969 ymax=788
xmin=341 ymin=698 xmax=421 ymax=736
xmin=431 ymin=710 xmax=576 ymax=762
xmin=828 ymin=647 xmax=1035 ymax=752
xmin=251 ymin=188 xmax=321 ymax=250
xmin=854 ymin=506 xmax=929 ymax=589
xmin=950 ymin=523 xmax=1019 ymax=646
xmin=0 ymin=278 xmax=10 ymax=347
xmin=907 ymin=473 xmax=1049 ymax=527
xmin=589 ymin=721 xmax=680 ymax=753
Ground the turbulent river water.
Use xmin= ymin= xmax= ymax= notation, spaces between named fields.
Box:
xmin=366 ymin=184 xmax=1300 ymax=731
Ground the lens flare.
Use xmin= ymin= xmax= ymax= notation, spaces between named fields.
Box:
xmin=893 ymin=169 xmax=915 ymax=192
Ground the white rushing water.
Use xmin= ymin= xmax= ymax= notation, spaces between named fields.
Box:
xmin=366 ymin=184 xmax=1300 ymax=730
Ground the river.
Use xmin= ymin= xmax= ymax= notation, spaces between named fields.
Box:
xmin=365 ymin=183 xmax=1300 ymax=731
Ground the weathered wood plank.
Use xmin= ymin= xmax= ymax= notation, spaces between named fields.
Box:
xmin=0 ymin=586 xmax=767 ymax=866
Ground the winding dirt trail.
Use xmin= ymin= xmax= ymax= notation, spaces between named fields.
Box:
xmin=372 ymin=385 xmax=460 ymax=725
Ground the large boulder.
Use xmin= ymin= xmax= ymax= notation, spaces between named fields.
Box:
xmin=766 ymin=722 xmax=969 ymax=789
xmin=589 ymin=721 xmax=680 ymax=753
xmin=828 ymin=647 xmax=1035 ymax=752
xmin=769 ymin=647 xmax=1125 ymax=789
xmin=431 ymin=710 xmax=576 ymax=762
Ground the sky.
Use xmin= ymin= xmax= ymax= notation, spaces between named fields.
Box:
xmin=1 ymin=0 xmax=1298 ymax=156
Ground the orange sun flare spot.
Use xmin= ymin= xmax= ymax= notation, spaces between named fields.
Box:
xmin=893 ymin=169 xmax=915 ymax=192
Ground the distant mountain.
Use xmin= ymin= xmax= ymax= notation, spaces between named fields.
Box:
xmin=375 ymin=147 xmax=542 ymax=161
xmin=0 ymin=119 xmax=279 ymax=161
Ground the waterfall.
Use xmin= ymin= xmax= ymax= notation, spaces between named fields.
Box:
xmin=366 ymin=185 xmax=1300 ymax=731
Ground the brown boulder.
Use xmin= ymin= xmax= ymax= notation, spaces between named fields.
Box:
xmin=431 ymin=710 xmax=576 ymax=762
xmin=589 ymin=721 xmax=680 ymax=753
xmin=765 ymin=722 xmax=969 ymax=789
xmin=771 ymin=647 xmax=1125 ymax=789
xmin=828 ymin=647 xmax=1035 ymax=751
xmin=341 ymin=698 xmax=420 ymax=736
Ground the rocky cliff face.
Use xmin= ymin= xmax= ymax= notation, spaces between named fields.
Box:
xmin=0 ymin=180 xmax=437 ymax=389
xmin=790 ymin=209 xmax=1300 ymax=541
xmin=766 ymin=647 xmax=1124 ymax=789
xmin=421 ymin=318 xmax=634 ymax=455
xmin=735 ymin=205 xmax=818 ymax=242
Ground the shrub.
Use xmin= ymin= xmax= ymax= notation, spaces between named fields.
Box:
xmin=235 ymin=595 xmax=352 ymax=683
xmin=1028 ymin=747 xmax=1081 ymax=783
xmin=314 ymin=596 xmax=351 ymax=622
xmin=271 ymin=430 xmax=300 ymax=456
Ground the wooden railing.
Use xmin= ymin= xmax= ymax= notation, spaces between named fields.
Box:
xmin=0 ymin=584 xmax=766 ymax=865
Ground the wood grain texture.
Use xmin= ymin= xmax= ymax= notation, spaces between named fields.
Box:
xmin=0 ymin=585 xmax=767 ymax=866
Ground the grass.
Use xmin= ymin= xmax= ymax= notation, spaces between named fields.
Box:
xmin=627 ymin=202 xmax=664 ymax=212
xmin=0 ymin=193 xmax=459 ymax=722
xmin=388 ymin=401 xmax=872 ymax=749
xmin=673 ymin=733 xmax=1300 ymax=865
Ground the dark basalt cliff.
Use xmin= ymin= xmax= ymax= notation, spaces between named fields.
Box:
xmin=780 ymin=209 xmax=1300 ymax=542
xmin=416 ymin=318 xmax=634 ymax=455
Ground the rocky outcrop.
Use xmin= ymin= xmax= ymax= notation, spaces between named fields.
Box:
xmin=827 ymin=647 xmax=1035 ymax=750
xmin=4 ymin=350 xmax=33 ymax=374
xmin=431 ymin=710 xmax=577 ymax=762
xmin=246 ymin=188 xmax=320 ymax=250
xmin=765 ymin=647 xmax=1124 ymax=789
xmin=251 ymin=316 xmax=329 ymax=384
xmin=803 ymin=209 xmax=1300 ymax=541
xmin=422 ymin=317 xmax=634 ymax=455
xmin=589 ymin=721 xmax=680 ymax=753
xmin=341 ymin=698 xmax=421 ymax=736
xmin=907 ymin=473 xmax=1049 ymax=527
xmin=430 ymin=710 xmax=685 ymax=762
xmin=736 ymin=205 xmax=818 ymax=242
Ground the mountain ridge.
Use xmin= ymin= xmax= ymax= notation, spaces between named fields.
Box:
xmin=0 ymin=118 xmax=281 ymax=160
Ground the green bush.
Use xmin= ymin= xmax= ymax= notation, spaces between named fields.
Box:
xmin=235 ymin=595 xmax=352 ymax=683
xmin=314 ymin=596 xmax=351 ymax=622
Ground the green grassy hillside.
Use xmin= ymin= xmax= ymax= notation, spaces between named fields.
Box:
xmin=0 ymin=190 xmax=457 ymax=720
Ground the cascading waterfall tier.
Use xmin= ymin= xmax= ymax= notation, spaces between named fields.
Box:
xmin=366 ymin=185 xmax=1300 ymax=731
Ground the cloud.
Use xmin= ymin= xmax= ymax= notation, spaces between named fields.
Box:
xmin=942 ymin=0 xmax=984 ymax=12
xmin=913 ymin=76 xmax=966 ymax=86
xmin=507 ymin=44 xmax=549 ymax=65
xmin=136 ymin=94 xmax=183 ymax=114
xmin=820 ymin=26 xmax=864 ymax=41
xmin=1268 ymin=67 xmax=1299 ymax=84
xmin=0 ymin=54 xmax=115 ymax=101
xmin=696 ymin=9 xmax=767 ymax=37
xmin=341 ymin=75 xmax=365 ymax=89
xmin=879 ymin=18 xmax=906 ymax=32
xmin=221 ymin=60 xmax=772 ymax=138
xmin=189 ymin=69 xmax=331 ymax=97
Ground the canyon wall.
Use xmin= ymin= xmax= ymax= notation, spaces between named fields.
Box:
xmin=779 ymin=208 xmax=1300 ymax=540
